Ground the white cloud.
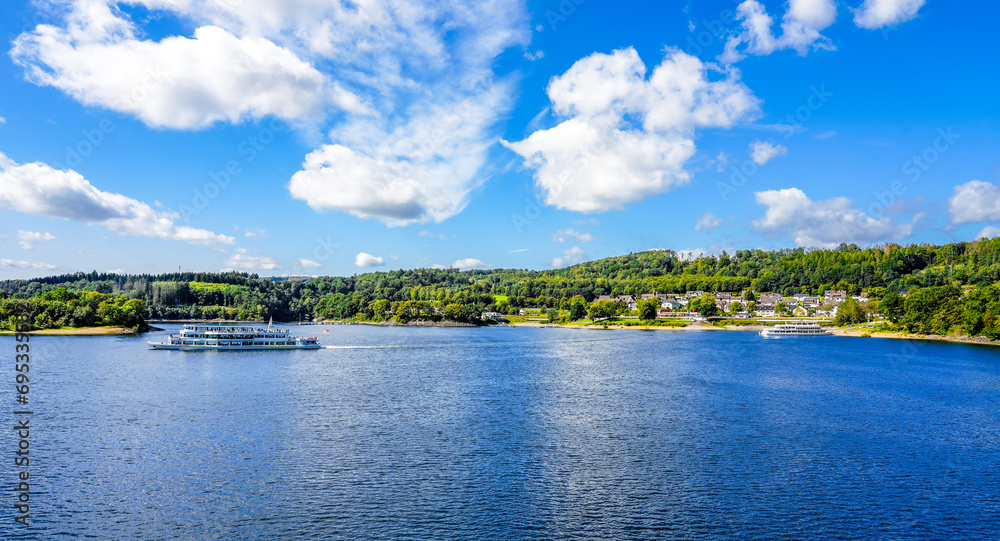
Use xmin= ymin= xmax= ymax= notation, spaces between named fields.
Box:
xmin=17 ymin=230 xmax=56 ymax=250
xmin=354 ymin=252 xmax=385 ymax=268
xmin=451 ymin=258 xmax=491 ymax=270
xmin=816 ymin=130 xmax=838 ymax=139
xmin=298 ymin=258 xmax=323 ymax=269
xmin=11 ymin=10 xmax=342 ymax=129
xmin=854 ymin=0 xmax=926 ymax=29
xmin=509 ymin=248 xmax=529 ymax=252
xmin=288 ymin=81 xmax=513 ymax=225
xmin=949 ymin=180 xmax=1000 ymax=225
xmin=721 ymin=0 xmax=837 ymax=63
xmin=975 ymin=226 xmax=1000 ymax=241
xmin=749 ymin=140 xmax=788 ymax=165
xmin=695 ymin=211 xmax=723 ymax=232
xmin=0 ymin=151 xmax=234 ymax=245
xmin=552 ymin=246 xmax=587 ymax=267
xmin=0 ymin=117 xmax=5 ymax=123
xmin=222 ymin=249 xmax=281 ymax=271
xmin=1 ymin=258 xmax=56 ymax=270
xmin=13 ymin=1 xmax=530 ymax=225
xmin=752 ymin=187 xmax=911 ymax=247
xmin=553 ymin=228 xmax=596 ymax=243
xmin=505 ymin=47 xmax=759 ymax=213
xmin=677 ymin=248 xmax=709 ymax=261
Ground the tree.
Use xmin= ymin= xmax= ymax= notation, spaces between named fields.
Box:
xmin=546 ymin=308 xmax=559 ymax=323
xmin=569 ymin=301 xmax=587 ymax=321
xmin=368 ymin=299 xmax=391 ymax=322
xmin=834 ymin=298 xmax=865 ymax=325
xmin=728 ymin=301 xmax=743 ymax=314
xmin=881 ymin=291 xmax=904 ymax=323
xmin=588 ymin=303 xmax=611 ymax=322
xmin=637 ymin=299 xmax=658 ymax=321
xmin=699 ymin=293 xmax=719 ymax=317
xmin=443 ymin=303 xmax=465 ymax=321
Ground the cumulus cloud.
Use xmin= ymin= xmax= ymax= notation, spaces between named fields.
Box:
xmin=10 ymin=5 xmax=343 ymax=129
xmin=749 ymin=140 xmax=788 ymax=165
xmin=553 ymin=228 xmax=595 ymax=243
xmin=975 ymin=226 xmax=1000 ymax=241
xmin=949 ymin=180 xmax=1000 ymax=225
xmin=1 ymin=258 xmax=56 ymax=270
xmin=552 ymin=246 xmax=587 ymax=267
xmin=354 ymin=252 xmax=385 ymax=268
xmin=298 ymin=258 xmax=323 ymax=269
xmin=0 ymin=151 xmax=234 ymax=245
xmin=695 ymin=211 xmax=723 ymax=232
xmin=17 ymin=230 xmax=56 ymax=250
xmin=752 ymin=187 xmax=911 ymax=247
xmin=505 ymin=47 xmax=759 ymax=213
xmin=854 ymin=0 xmax=926 ymax=29
xmin=677 ymin=248 xmax=709 ymax=261
xmin=12 ymin=1 xmax=530 ymax=225
xmin=450 ymin=258 xmax=491 ymax=270
xmin=721 ymin=0 xmax=837 ymax=63
xmin=223 ymin=248 xmax=280 ymax=271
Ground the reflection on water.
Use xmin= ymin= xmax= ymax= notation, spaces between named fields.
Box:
xmin=2 ymin=325 xmax=999 ymax=539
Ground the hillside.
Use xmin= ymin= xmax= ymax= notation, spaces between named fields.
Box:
xmin=3 ymin=239 xmax=1000 ymax=332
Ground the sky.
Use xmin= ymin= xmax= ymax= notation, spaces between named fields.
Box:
xmin=1 ymin=0 xmax=998 ymax=279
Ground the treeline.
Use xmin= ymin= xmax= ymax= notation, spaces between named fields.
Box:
xmin=3 ymin=239 xmax=1000 ymax=334
xmin=0 ymin=288 xmax=148 ymax=331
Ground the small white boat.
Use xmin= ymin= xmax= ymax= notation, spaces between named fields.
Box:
xmin=760 ymin=322 xmax=832 ymax=337
xmin=149 ymin=321 xmax=320 ymax=350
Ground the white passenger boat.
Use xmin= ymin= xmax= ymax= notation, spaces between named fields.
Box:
xmin=759 ymin=322 xmax=832 ymax=337
xmin=149 ymin=321 xmax=320 ymax=350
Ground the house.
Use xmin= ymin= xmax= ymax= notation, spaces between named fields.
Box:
xmin=759 ymin=293 xmax=782 ymax=304
xmin=481 ymin=312 xmax=505 ymax=321
xmin=615 ymin=295 xmax=635 ymax=304
xmin=716 ymin=292 xmax=732 ymax=300
xmin=661 ymin=298 xmax=685 ymax=310
xmin=597 ymin=295 xmax=613 ymax=302
xmin=640 ymin=293 xmax=658 ymax=301
xmin=824 ymin=290 xmax=848 ymax=302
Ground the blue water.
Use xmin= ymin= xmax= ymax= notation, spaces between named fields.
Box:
xmin=2 ymin=326 xmax=999 ymax=539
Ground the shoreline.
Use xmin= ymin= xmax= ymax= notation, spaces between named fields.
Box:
xmin=0 ymin=326 xmax=142 ymax=336
xmin=6 ymin=319 xmax=999 ymax=348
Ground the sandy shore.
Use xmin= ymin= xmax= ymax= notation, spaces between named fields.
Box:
xmin=835 ymin=328 xmax=1000 ymax=347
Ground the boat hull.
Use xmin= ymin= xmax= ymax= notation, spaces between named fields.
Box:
xmin=149 ymin=342 xmax=321 ymax=350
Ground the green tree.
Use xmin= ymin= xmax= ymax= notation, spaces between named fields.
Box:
xmin=834 ymin=298 xmax=865 ymax=325
xmin=569 ymin=301 xmax=587 ymax=321
xmin=443 ymin=303 xmax=465 ymax=321
xmin=638 ymin=299 xmax=658 ymax=321
xmin=369 ymin=299 xmax=391 ymax=322
xmin=699 ymin=293 xmax=719 ymax=317
xmin=881 ymin=291 xmax=905 ymax=323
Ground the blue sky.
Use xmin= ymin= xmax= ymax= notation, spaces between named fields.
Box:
xmin=1 ymin=0 xmax=998 ymax=279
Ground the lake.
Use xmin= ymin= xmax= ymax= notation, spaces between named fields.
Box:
xmin=3 ymin=325 xmax=999 ymax=539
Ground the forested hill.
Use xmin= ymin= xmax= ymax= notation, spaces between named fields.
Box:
xmin=3 ymin=239 xmax=1000 ymax=322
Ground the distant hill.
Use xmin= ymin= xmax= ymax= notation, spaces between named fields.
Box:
xmin=3 ymin=239 xmax=1000 ymax=322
